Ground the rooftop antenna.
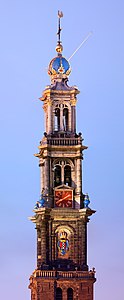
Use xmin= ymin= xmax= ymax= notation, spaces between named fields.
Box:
xmin=68 ymin=31 xmax=93 ymax=61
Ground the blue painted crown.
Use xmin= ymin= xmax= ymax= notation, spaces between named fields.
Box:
xmin=48 ymin=54 xmax=71 ymax=76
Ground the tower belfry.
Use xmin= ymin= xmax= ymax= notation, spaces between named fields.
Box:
xmin=29 ymin=12 xmax=96 ymax=300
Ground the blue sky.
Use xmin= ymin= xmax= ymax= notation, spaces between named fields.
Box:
xmin=0 ymin=0 xmax=124 ymax=299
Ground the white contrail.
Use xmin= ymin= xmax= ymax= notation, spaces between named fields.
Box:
xmin=68 ymin=31 xmax=93 ymax=61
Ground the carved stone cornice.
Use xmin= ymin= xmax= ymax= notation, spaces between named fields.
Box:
xmin=39 ymin=88 xmax=80 ymax=102
xmin=29 ymin=207 xmax=96 ymax=225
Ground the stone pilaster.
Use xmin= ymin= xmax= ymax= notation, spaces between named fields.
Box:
xmin=41 ymin=221 xmax=47 ymax=263
xmin=47 ymin=100 xmax=52 ymax=134
xmin=40 ymin=162 xmax=45 ymax=194
xmin=70 ymin=98 xmax=77 ymax=133
xmin=60 ymin=103 xmax=63 ymax=131
xmin=44 ymin=158 xmax=50 ymax=193
xmin=37 ymin=229 xmax=41 ymax=268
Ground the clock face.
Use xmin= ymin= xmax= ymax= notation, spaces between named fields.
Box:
xmin=55 ymin=190 xmax=73 ymax=207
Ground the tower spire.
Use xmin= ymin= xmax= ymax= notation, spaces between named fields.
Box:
xmin=56 ymin=10 xmax=63 ymax=54
xmin=29 ymin=12 xmax=96 ymax=300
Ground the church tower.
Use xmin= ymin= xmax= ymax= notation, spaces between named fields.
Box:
xmin=29 ymin=12 xmax=96 ymax=300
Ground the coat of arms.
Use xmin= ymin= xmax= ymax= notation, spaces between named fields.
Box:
xmin=57 ymin=231 xmax=69 ymax=256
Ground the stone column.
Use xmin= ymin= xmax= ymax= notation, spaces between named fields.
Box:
xmin=73 ymin=105 xmax=76 ymax=133
xmin=80 ymin=220 xmax=87 ymax=265
xmin=43 ymin=103 xmax=47 ymax=133
xmin=71 ymin=167 xmax=75 ymax=189
xmin=37 ymin=229 xmax=41 ymax=268
xmin=75 ymin=157 xmax=82 ymax=208
xmin=52 ymin=227 xmax=56 ymax=261
xmin=74 ymin=159 xmax=77 ymax=190
xmin=40 ymin=163 xmax=44 ymax=193
xmin=44 ymin=158 xmax=50 ymax=192
xmin=68 ymin=106 xmax=71 ymax=132
xmin=49 ymin=159 xmax=53 ymax=207
xmin=74 ymin=159 xmax=77 ymax=208
xmin=71 ymin=106 xmax=76 ymax=133
xmin=71 ymin=106 xmax=74 ymax=132
xmin=49 ymin=220 xmax=52 ymax=262
xmin=61 ymin=161 xmax=64 ymax=184
xmin=62 ymin=287 xmax=67 ymax=300
xmin=60 ymin=104 xmax=63 ymax=131
xmin=77 ymin=158 xmax=82 ymax=192
xmin=41 ymin=221 xmax=47 ymax=263
xmin=84 ymin=221 xmax=87 ymax=266
xmin=47 ymin=100 xmax=52 ymax=133
xmin=70 ymin=98 xmax=77 ymax=133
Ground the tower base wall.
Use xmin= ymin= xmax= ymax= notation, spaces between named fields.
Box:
xmin=29 ymin=269 xmax=96 ymax=300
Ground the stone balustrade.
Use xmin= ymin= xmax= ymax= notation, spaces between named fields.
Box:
xmin=46 ymin=137 xmax=82 ymax=146
xmin=33 ymin=269 xmax=95 ymax=279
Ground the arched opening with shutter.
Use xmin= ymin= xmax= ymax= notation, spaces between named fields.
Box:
xmin=64 ymin=165 xmax=71 ymax=186
xmin=63 ymin=107 xmax=68 ymax=131
xmin=56 ymin=287 xmax=62 ymax=300
xmin=67 ymin=288 xmax=73 ymax=300
xmin=55 ymin=108 xmax=60 ymax=131
xmin=54 ymin=165 xmax=61 ymax=187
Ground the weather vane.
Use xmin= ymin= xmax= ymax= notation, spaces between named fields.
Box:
xmin=57 ymin=10 xmax=63 ymax=44
xmin=56 ymin=11 xmax=63 ymax=54
xmin=56 ymin=10 xmax=92 ymax=57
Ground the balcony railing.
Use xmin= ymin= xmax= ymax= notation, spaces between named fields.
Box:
xmin=33 ymin=270 xmax=95 ymax=279
xmin=48 ymin=137 xmax=82 ymax=146
xmin=40 ymin=137 xmax=82 ymax=146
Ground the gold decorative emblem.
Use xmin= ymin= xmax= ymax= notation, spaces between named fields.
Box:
xmin=66 ymin=68 xmax=71 ymax=76
xmin=51 ymin=68 xmax=57 ymax=75
xmin=58 ymin=63 xmax=65 ymax=74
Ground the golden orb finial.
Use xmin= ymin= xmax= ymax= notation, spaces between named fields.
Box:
xmin=56 ymin=43 xmax=63 ymax=53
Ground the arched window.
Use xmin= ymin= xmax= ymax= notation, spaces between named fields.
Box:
xmin=63 ymin=107 xmax=68 ymax=131
xmin=56 ymin=287 xmax=62 ymax=300
xmin=53 ymin=160 xmax=73 ymax=187
xmin=67 ymin=288 xmax=73 ymax=300
xmin=54 ymin=165 xmax=61 ymax=187
xmin=55 ymin=108 xmax=60 ymax=131
xmin=64 ymin=165 xmax=71 ymax=186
